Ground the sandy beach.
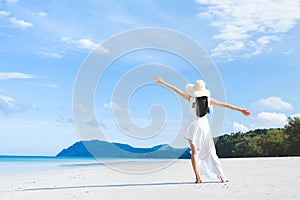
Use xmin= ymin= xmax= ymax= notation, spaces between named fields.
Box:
xmin=0 ymin=157 xmax=299 ymax=200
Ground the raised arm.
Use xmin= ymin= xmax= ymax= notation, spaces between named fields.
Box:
xmin=153 ymin=76 xmax=190 ymax=102
xmin=210 ymin=98 xmax=251 ymax=116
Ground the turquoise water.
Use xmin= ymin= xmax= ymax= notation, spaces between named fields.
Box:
xmin=0 ymin=156 xmax=100 ymax=176
xmin=0 ymin=156 xmax=179 ymax=176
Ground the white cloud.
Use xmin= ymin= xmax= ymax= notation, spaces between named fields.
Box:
xmin=36 ymin=83 xmax=58 ymax=88
xmin=74 ymin=104 xmax=88 ymax=113
xmin=56 ymin=115 xmax=74 ymax=125
xmin=76 ymin=38 xmax=110 ymax=53
xmin=0 ymin=94 xmax=38 ymax=115
xmin=76 ymin=38 xmax=97 ymax=50
xmin=0 ymin=95 xmax=16 ymax=109
xmin=61 ymin=37 xmax=109 ymax=53
xmin=104 ymin=102 xmax=126 ymax=112
xmin=254 ymin=97 xmax=292 ymax=110
xmin=86 ymin=119 xmax=98 ymax=127
xmin=232 ymin=122 xmax=249 ymax=133
xmin=6 ymin=0 xmax=18 ymax=4
xmin=244 ymin=35 xmax=280 ymax=57
xmin=211 ymin=40 xmax=245 ymax=57
xmin=0 ymin=72 xmax=39 ymax=80
xmin=48 ymin=84 xmax=59 ymax=88
xmin=291 ymin=113 xmax=300 ymax=119
xmin=252 ymin=112 xmax=288 ymax=129
xmin=35 ymin=51 xmax=63 ymax=59
xmin=256 ymin=36 xmax=280 ymax=46
xmin=10 ymin=17 xmax=33 ymax=28
xmin=0 ymin=11 xmax=10 ymax=16
xmin=37 ymin=12 xmax=47 ymax=17
xmin=61 ymin=36 xmax=72 ymax=42
xmin=196 ymin=0 xmax=300 ymax=59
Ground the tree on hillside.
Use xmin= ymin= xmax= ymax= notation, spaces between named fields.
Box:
xmin=261 ymin=129 xmax=286 ymax=156
xmin=215 ymin=134 xmax=235 ymax=157
xmin=215 ymin=120 xmax=300 ymax=158
xmin=285 ymin=117 xmax=300 ymax=156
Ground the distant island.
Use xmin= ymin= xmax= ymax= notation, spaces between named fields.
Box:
xmin=56 ymin=140 xmax=191 ymax=159
xmin=57 ymin=117 xmax=300 ymax=158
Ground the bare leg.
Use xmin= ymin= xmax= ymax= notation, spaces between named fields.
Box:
xmin=189 ymin=141 xmax=201 ymax=183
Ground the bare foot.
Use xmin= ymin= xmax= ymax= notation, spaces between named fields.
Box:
xmin=195 ymin=176 xmax=202 ymax=184
xmin=220 ymin=176 xmax=230 ymax=183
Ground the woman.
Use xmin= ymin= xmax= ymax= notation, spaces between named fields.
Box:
xmin=153 ymin=76 xmax=251 ymax=183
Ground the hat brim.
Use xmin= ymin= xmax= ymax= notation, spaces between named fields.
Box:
xmin=185 ymin=83 xmax=210 ymax=97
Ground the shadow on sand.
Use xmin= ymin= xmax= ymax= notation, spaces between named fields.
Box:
xmin=22 ymin=181 xmax=223 ymax=192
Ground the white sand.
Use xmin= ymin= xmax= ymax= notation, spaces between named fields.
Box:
xmin=0 ymin=157 xmax=299 ymax=200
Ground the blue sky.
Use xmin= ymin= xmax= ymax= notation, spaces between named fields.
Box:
xmin=0 ymin=0 xmax=300 ymax=155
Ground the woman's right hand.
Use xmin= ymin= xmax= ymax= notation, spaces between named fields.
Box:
xmin=153 ymin=76 xmax=164 ymax=84
xmin=153 ymin=76 xmax=190 ymax=101
xmin=240 ymin=108 xmax=251 ymax=116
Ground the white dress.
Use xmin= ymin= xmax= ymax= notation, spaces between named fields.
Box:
xmin=184 ymin=97 xmax=225 ymax=181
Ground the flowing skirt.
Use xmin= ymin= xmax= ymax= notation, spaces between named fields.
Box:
xmin=184 ymin=115 xmax=225 ymax=181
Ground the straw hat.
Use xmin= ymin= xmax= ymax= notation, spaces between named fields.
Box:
xmin=185 ymin=80 xmax=210 ymax=97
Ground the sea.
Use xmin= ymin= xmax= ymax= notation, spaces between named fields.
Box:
xmin=0 ymin=156 xmax=100 ymax=177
